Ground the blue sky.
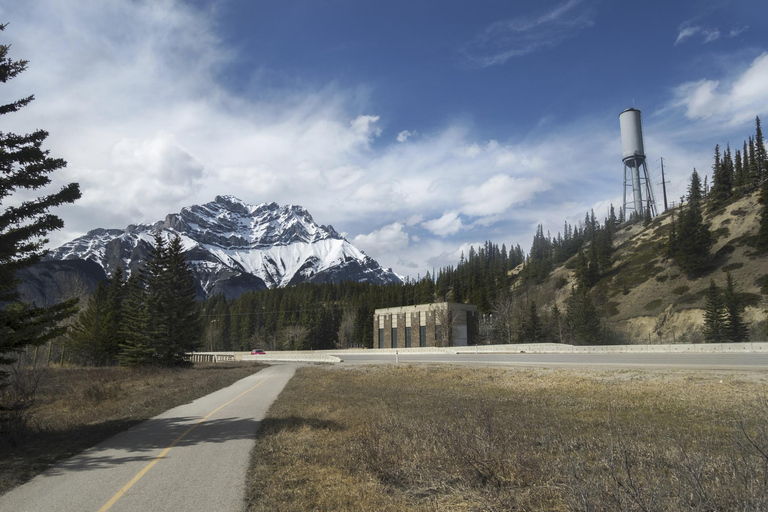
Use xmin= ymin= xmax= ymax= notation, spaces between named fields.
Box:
xmin=1 ymin=0 xmax=767 ymax=278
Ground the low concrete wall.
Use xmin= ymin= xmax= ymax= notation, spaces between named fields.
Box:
xmin=324 ymin=342 xmax=768 ymax=355
xmin=240 ymin=353 xmax=342 ymax=363
xmin=191 ymin=343 xmax=768 ymax=363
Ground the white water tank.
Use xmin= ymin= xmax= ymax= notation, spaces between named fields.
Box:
xmin=619 ymin=108 xmax=645 ymax=164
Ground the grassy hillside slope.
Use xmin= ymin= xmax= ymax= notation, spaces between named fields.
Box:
xmin=515 ymin=190 xmax=767 ymax=343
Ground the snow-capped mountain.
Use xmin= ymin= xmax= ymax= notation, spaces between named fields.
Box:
xmin=47 ymin=196 xmax=401 ymax=298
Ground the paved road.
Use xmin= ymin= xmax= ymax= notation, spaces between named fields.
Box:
xmin=0 ymin=364 xmax=295 ymax=512
xmin=338 ymin=352 xmax=768 ymax=369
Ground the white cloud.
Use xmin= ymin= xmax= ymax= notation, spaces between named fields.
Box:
xmin=675 ymin=23 xmax=725 ymax=45
xmin=675 ymin=25 xmax=702 ymax=45
xmin=460 ymin=174 xmax=548 ymax=217
xmin=353 ymin=222 xmax=409 ymax=258
xmin=672 ymin=53 xmax=768 ymax=125
xmin=728 ymin=27 xmax=748 ymax=38
xmin=422 ymin=211 xmax=464 ymax=237
xmin=350 ymin=115 xmax=382 ymax=142
xmin=396 ymin=130 xmax=414 ymax=143
xmin=463 ymin=0 xmax=594 ymax=67
xmin=702 ymin=29 xmax=720 ymax=43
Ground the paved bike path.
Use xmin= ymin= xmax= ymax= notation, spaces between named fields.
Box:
xmin=0 ymin=364 xmax=295 ymax=512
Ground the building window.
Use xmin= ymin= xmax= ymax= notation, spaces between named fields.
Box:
xmin=391 ymin=327 xmax=397 ymax=348
xmin=378 ymin=328 xmax=384 ymax=349
xmin=405 ymin=327 xmax=411 ymax=348
xmin=436 ymin=328 xmax=442 ymax=347
xmin=419 ymin=326 xmax=426 ymax=347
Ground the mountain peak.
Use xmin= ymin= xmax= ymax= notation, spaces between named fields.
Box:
xmin=47 ymin=196 xmax=400 ymax=298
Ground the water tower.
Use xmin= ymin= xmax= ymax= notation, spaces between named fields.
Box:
xmin=619 ymin=108 xmax=657 ymax=218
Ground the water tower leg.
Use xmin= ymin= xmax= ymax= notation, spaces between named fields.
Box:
xmin=631 ymin=164 xmax=643 ymax=215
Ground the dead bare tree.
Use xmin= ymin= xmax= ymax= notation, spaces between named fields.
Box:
xmin=336 ymin=309 xmax=356 ymax=348
xmin=280 ymin=325 xmax=310 ymax=351
xmin=492 ymin=295 xmax=516 ymax=344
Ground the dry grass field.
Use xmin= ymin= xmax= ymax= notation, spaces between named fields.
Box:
xmin=0 ymin=362 xmax=265 ymax=494
xmin=247 ymin=365 xmax=768 ymax=511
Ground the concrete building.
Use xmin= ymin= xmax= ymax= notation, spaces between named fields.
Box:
xmin=373 ymin=302 xmax=479 ymax=348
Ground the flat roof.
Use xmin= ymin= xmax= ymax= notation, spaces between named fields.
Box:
xmin=374 ymin=302 xmax=478 ymax=314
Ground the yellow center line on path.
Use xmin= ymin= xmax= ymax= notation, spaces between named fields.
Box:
xmin=97 ymin=377 xmax=268 ymax=512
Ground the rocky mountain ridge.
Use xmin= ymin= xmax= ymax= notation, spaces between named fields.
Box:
xmin=45 ymin=196 xmax=400 ymax=299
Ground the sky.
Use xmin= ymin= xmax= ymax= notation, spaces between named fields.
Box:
xmin=1 ymin=0 xmax=767 ymax=279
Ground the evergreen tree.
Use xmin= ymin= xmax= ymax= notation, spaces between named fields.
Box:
xmin=744 ymin=140 xmax=751 ymax=186
xmin=722 ymin=273 xmax=748 ymax=343
xmin=666 ymin=209 xmax=678 ymax=258
xmin=566 ymin=287 xmax=602 ymax=345
xmin=67 ymin=281 xmax=120 ymax=365
xmin=157 ymin=235 xmax=201 ymax=364
xmin=710 ymin=143 xmax=732 ymax=208
xmin=748 ymin=137 xmax=759 ymax=187
xmin=688 ymin=168 xmax=703 ymax=203
xmin=107 ymin=267 xmax=126 ymax=349
xmin=756 ymin=116 xmax=766 ymax=180
xmin=574 ymin=251 xmax=591 ymax=289
xmin=522 ymin=300 xmax=542 ymax=342
xmin=118 ymin=273 xmax=154 ymax=366
xmin=550 ymin=304 xmax=565 ymax=343
xmin=734 ymin=148 xmax=745 ymax=189
xmin=675 ymin=170 xmax=712 ymax=274
xmin=703 ymin=280 xmax=726 ymax=343
xmin=143 ymin=232 xmax=169 ymax=354
xmin=608 ymin=204 xmax=618 ymax=232
xmin=0 ymin=24 xmax=81 ymax=381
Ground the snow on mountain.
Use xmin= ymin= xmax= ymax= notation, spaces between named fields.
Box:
xmin=47 ymin=196 xmax=401 ymax=298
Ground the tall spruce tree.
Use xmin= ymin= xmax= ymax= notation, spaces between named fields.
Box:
xmin=710 ymin=144 xmax=732 ymax=208
xmin=734 ymin=148 xmax=745 ymax=189
xmin=666 ymin=209 xmax=678 ymax=258
xmin=703 ymin=280 xmax=726 ymax=343
xmin=722 ymin=273 xmax=748 ymax=343
xmin=522 ymin=300 xmax=542 ymax=342
xmin=125 ymin=233 xmax=202 ymax=366
xmin=566 ymin=286 xmax=602 ymax=345
xmin=748 ymin=137 xmax=759 ymax=187
xmin=159 ymin=235 xmax=201 ymax=364
xmin=67 ymin=281 xmax=120 ymax=365
xmin=0 ymin=24 xmax=81 ymax=381
xmin=118 ymin=273 xmax=154 ymax=366
xmin=675 ymin=170 xmax=712 ymax=274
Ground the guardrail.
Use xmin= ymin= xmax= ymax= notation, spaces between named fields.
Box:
xmin=187 ymin=352 xmax=236 ymax=363
xmin=187 ymin=351 xmax=342 ymax=364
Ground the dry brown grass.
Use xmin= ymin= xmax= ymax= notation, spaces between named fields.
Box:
xmin=0 ymin=362 xmax=265 ymax=494
xmin=247 ymin=365 xmax=768 ymax=511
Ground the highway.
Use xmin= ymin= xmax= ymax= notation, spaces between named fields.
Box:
xmin=0 ymin=364 xmax=296 ymax=512
xmin=338 ymin=351 xmax=768 ymax=369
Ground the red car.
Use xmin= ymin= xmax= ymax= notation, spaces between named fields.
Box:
xmin=250 ymin=348 xmax=266 ymax=355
